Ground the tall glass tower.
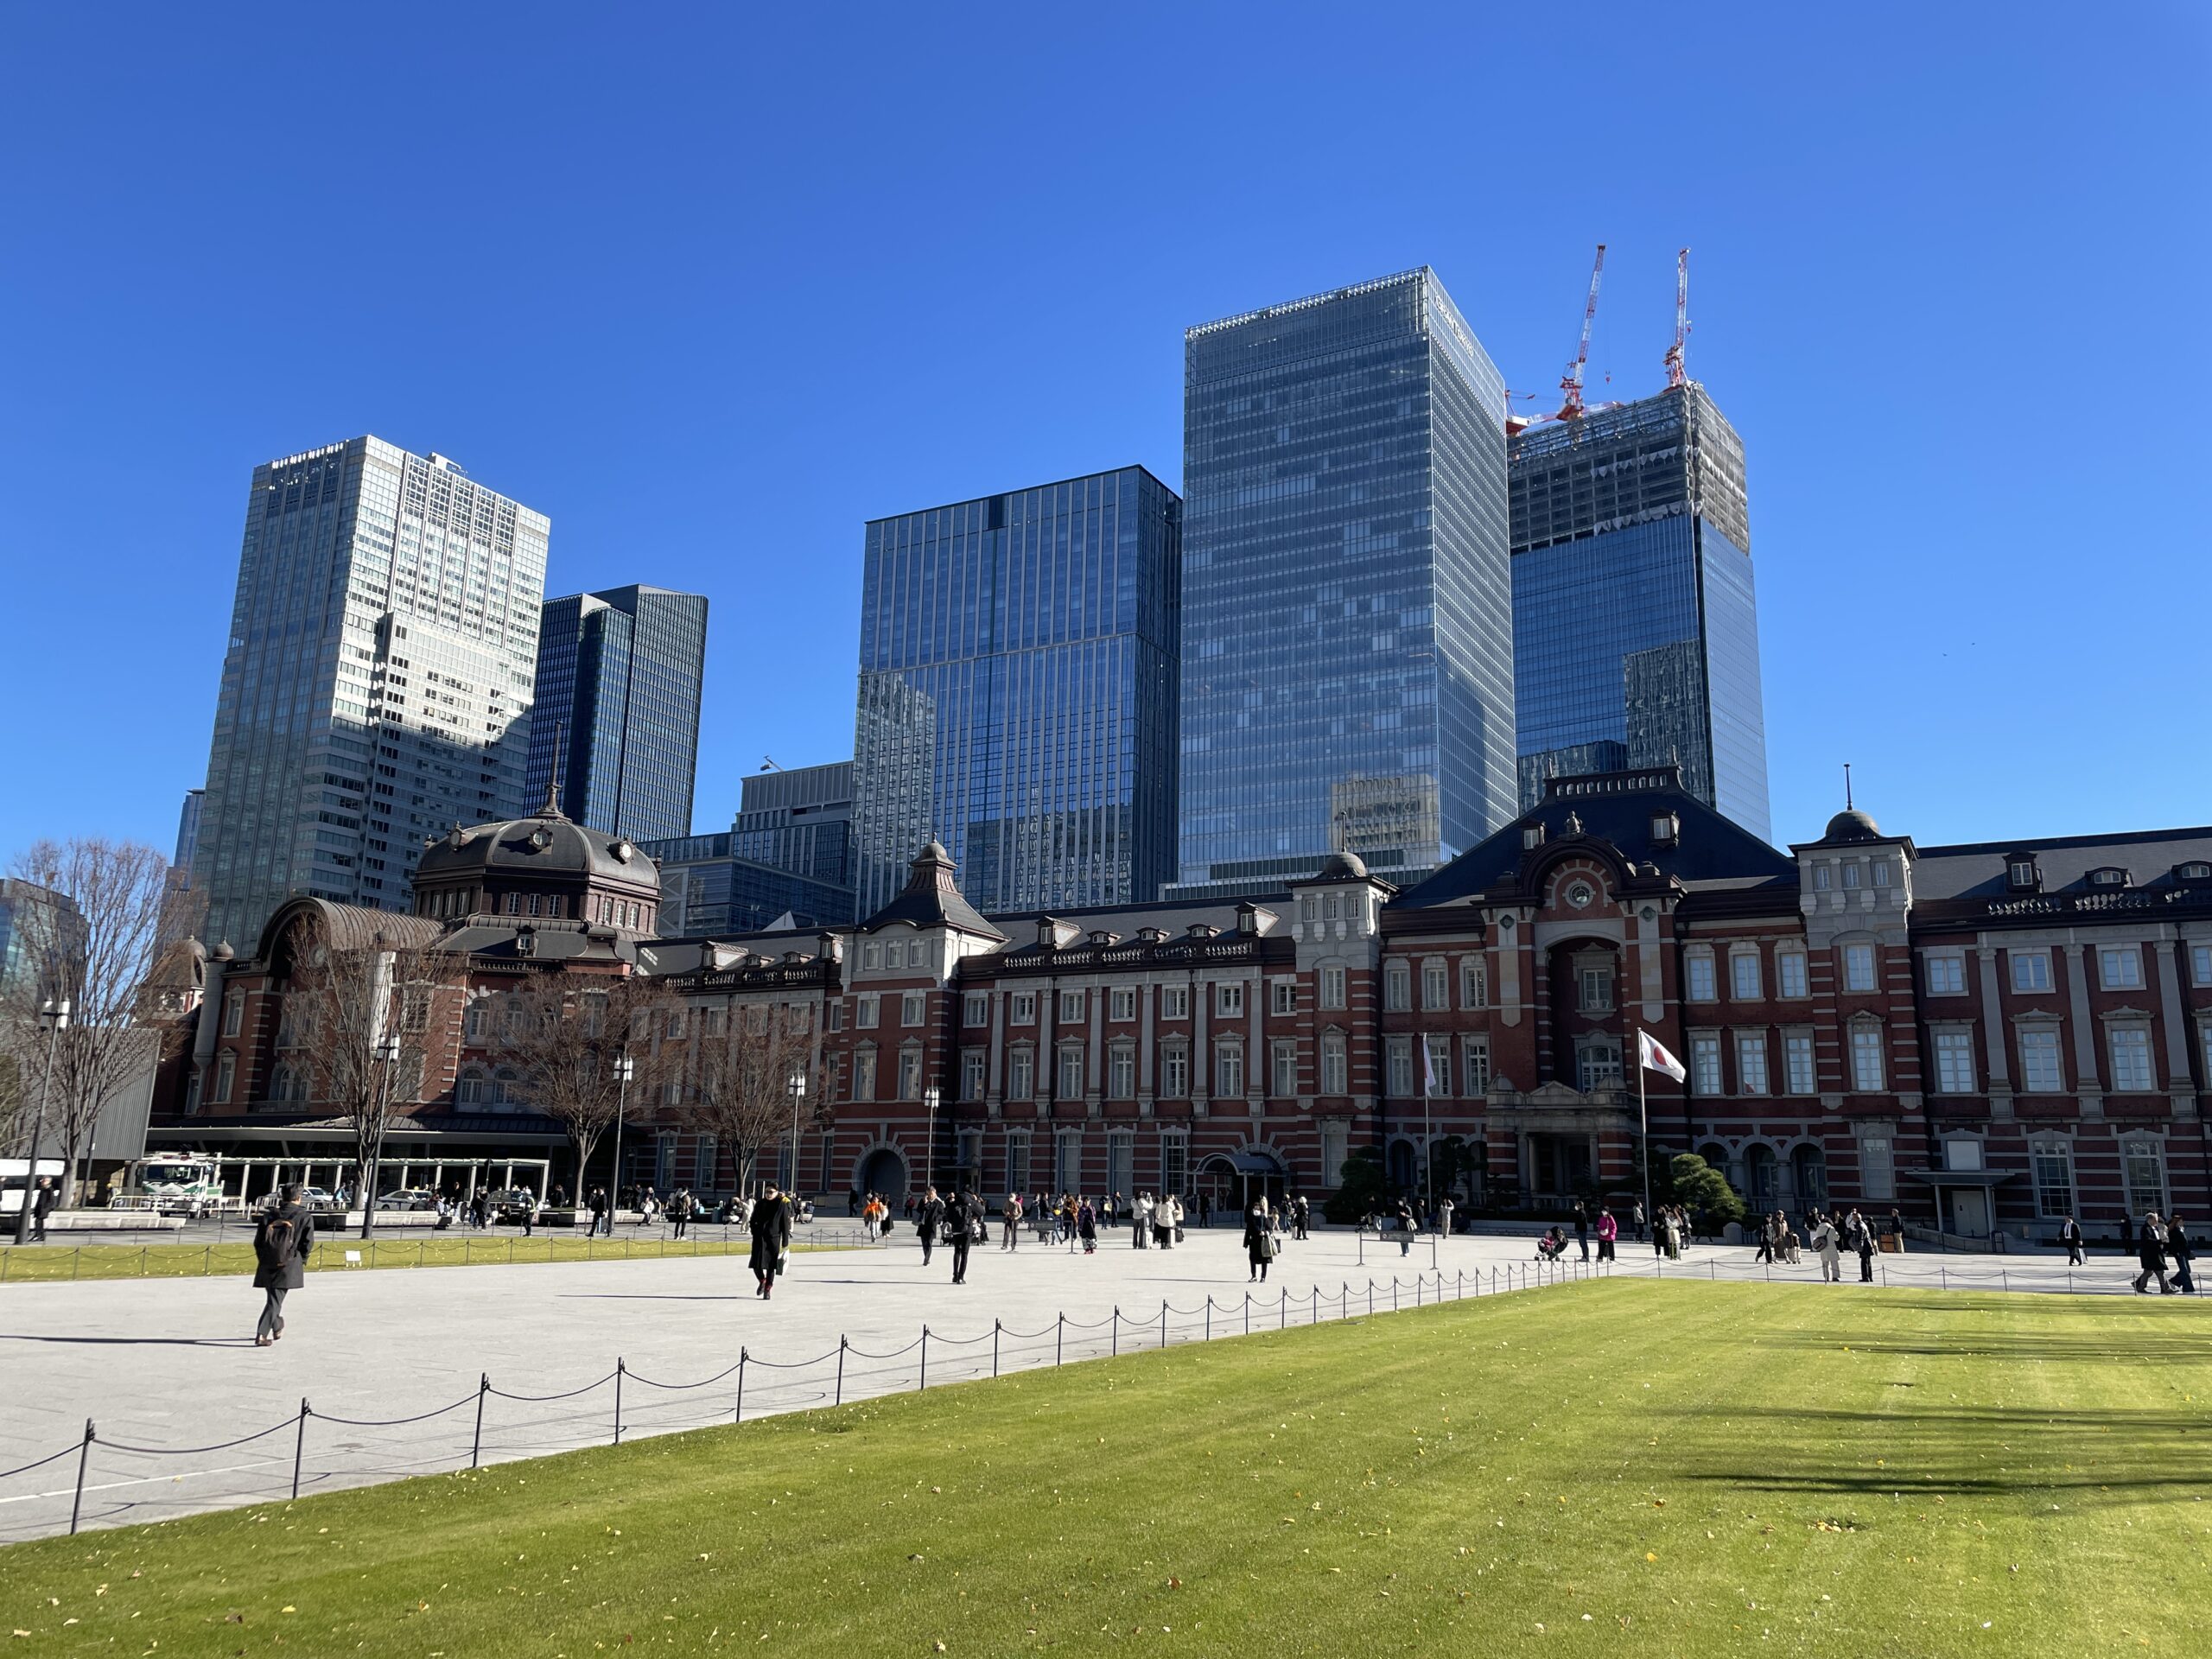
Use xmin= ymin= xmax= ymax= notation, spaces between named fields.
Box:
xmin=851 ymin=467 xmax=1182 ymax=914
xmin=195 ymin=438 xmax=547 ymax=950
xmin=1174 ymin=269 xmax=1514 ymax=895
xmin=525 ymin=585 xmax=708 ymax=842
xmin=1509 ymin=384 xmax=1770 ymax=840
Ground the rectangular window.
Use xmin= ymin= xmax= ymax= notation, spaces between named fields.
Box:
xmin=1109 ymin=1047 xmax=1135 ymax=1099
xmin=665 ymin=1009 xmax=687 ymax=1039
xmin=828 ymin=1001 xmax=844 ymax=1033
xmin=1731 ymin=951 xmax=1762 ymax=1001
xmin=1851 ymin=1027 xmax=1885 ymax=1091
xmin=1924 ymin=953 xmax=1966 ymax=996
xmin=963 ymin=992 xmax=989 ymax=1027
xmin=1320 ymin=1033 xmax=1347 ymax=1095
xmin=1814 ymin=864 xmax=1832 ymax=891
xmin=1842 ymin=862 xmax=1862 ymax=890
xmin=1319 ymin=968 xmax=1345 ymax=1010
xmin=1006 ymin=1133 xmax=1032 ymax=1195
xmin=1844 ymin=944 xmax=1877 ymax=993
xmin=1109 ymin=987 xmax=1136 ymax=1021
xmin=702 ymin=1007 xmax=728 ymax=1036
xmin=1462 ymin=1035 xmax=1491 ymax=1093
xmin=221 ymin=993 xmax=244 ymax=1037
xmin=960 ymin=1050 xmax=986 ymax=1102
xmin=1934 ymin=1030 xmax=1976 ymax=1094
xmin=1384 ymin=963 xmax=1411 ymax=1012
xmin=1058 ymin=1047 xmax=1084 ymax=1100
xmin=1872 ymin=860 xmax=1892 ymax=888
xmin=2122 ymin=1140 xmax=2167 ymax=1216
xmin=1160 ymin=985 xmax=1189 ymax=1020
xmin=898 ymin=1050 xmax=922 ymax=1100
xmin=1768 ymin=950 xmax=1804 ymax=1000
xmin=856 ymin=994 xmax=879 ymax=1029
xmin=1161 ymin=1136 xmax=1188 ymax=1198
xmin=2018 ymin=1027 xmax=2063 ymax=1092
xmin=2032 ymin=1144 xmax=2075 ymax=1218
xmin=1055 ymin=1132 xmax=1083 ymax=1197
xmin=2099 ymin=947 xmax=2143 ymax=990
xmin=2011 ymin=951 xmax=2052 ymax=993
xmin=1690 ymin=1036 xmax=1721 ymax=1095
xmin=1270 ymin=1039 xmax=1297 ymax=1098
xmin=1421 ymin=963 xmax=1448 ymax=1011
xmin=1215 ymin=1045 xmax=1245 ymax=1097
xmin=1107 ymin=1134 xmax=1133 ymax=1198
xmin=1011 ymin=992 xmax=1037 ymax=1024
xmin=1271 ymin=980 xmax=1297 ymax=1015
xmin=1785 ymin=1033 xmax=1816 ymax=1095
xmin=861 ymin=942 xmax=880 ymax=970
xmin=1580 ymin=966 xmax=1613 ymax=1012
xmin=1217 ymin=982 xmax=1245 ymax=1018
xmin=1008 ymin=1049 xmax=1033 ymax=1100
xmin=2108 ymin=1027 xmax=2153 ymax=1092
xmin=1736 ymin=1033 xmax=1770 ymax=1095
xmin=213 ymin=1052 xmax=235 ymax=1102
xmin=1461 ymin=958 xmax=1488 ymax=1009
xmin=851 ymin=1049 xmax=876 ymax=1102
xmin=1161 ymin=1047 xmax=1189 ymax=1098
xmin=1385 ymin=1036 xmax=1413 ymax=1098
xmin=2193 ymin=944 xmax=2212 ymax=988
xmin=1058 ymin=989 xmax=1085 ymax=1024
xmin=901 ymin=992 xmax=925 ymax=1027
xmin=1320 ymin=1122 xmax=1349 ymax=1187
xmin=1859 ymin=1135 xmax=1896 ymax=1202
xmin=1425 ymin=1034 xmax=1452 ymax=1096
xmin=1686 ymin=955 xmax=1716 ymax=1001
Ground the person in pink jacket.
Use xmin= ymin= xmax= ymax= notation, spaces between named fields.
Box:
xmin=1595 ymin=1205 xmax=1618 ymax=1263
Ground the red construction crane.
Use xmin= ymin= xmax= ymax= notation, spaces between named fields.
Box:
xmin=1556 ymin=242 xmax=1607 ymax=421
xmin=1663 ymin=247 xmax=1691 ymax=390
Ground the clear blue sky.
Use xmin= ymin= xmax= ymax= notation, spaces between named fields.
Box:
xmin=3 ymin=3 xmax=2205 ymax=865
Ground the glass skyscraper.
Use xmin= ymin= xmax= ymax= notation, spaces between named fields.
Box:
xmin=641 ymin=760 xmax=856 ymax=935
xmin=851 ymin=468 xmax=1182 ymax=914
xmin=526 ymin=585 xmax=708 ymax=842
xmin=1509 ymin=384 xmax=1770 ymax=840
xmin=195 ymin=438 xmax=547 ymax=950
xmin=1174 ymin=269 xmax=1514 ymax=895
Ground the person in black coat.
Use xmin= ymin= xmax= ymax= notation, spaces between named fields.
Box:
xmin=2168 ymin=1216 xmax=2196 ymax=1294
xmin=2059 ymin=1216 xmax=2085 ymax=1266
xmin=748 ymin=1185 xmax=793 ymax=1300
xmin=917 ymin=1186 xmax=945 ymax=1266
xmin=1243 ymin=1201 xmax=1274 ymax=1282
xmin=251 ymin=1185 xmax=315 ymax=1346
xmin=2133 ymin=1211 xmax=2171 ymax=1295
xmin=943 ymin=1191 xmax=972 ymax=1284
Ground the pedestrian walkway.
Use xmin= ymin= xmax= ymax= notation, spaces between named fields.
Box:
xmin=0 ymin=1227 xmax=2174 ymax=1542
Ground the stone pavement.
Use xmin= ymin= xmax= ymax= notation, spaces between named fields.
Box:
xmin=0 ymin=1225 xmax=2171 ymax=1542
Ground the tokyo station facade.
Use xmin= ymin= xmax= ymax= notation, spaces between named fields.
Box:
xmin=162 ymin=769 xmax=2212 ymax=1243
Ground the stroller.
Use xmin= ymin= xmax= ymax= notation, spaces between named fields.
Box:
xmin=1535 ymin=1227 xmax=1569 ymax=1262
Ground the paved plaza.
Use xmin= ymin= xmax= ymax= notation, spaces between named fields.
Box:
xmin=0 ymin=1223 xmax=2172 ymax=1542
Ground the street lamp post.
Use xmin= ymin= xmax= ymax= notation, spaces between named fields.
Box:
xmin=786 ymin=1070 xmax=808 ymax=1198
xmin=609 ymin=1053 xmax=634 ymax=1224
xmin=12 ymin=998 xmax=70 ymax=1245
xmin=923 ymin=1086 xmax=939 ymax=1193
xmin=359 ymin=1029 xmax=401 ymax=1239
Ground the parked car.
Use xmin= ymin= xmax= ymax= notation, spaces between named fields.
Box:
xmin=487 ymin=1187 xmax=540 ymax=1224
xmin=375 ymin=1188 xmax=437 ymax=1211
xmin=302 ymin=1186 xmax=343 ymax=1213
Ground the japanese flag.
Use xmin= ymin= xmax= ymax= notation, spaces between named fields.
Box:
xmin=1638 ymin=1030 xmax=1688 ymax=1083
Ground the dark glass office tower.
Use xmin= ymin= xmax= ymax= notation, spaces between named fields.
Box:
xmin=1509 ymin=385 xmax=1770 ymax=840
xmin=852 ymin=468 xmax=1181 ymax=914
xmin=526 ymin=585 xmax=708 ymax=842
xmin=1174 ymin=269 xmax=1513 ymax=895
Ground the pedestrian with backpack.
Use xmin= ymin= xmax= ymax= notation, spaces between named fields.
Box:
xmin=251 ymin=1184 xmax=315 ymax=1347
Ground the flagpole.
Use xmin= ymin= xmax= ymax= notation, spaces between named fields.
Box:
xmin=1637 ymin=1028 xmax=1655 ymax=1254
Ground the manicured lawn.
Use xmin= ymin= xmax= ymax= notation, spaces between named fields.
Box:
xmin=3 ymin=1281 xmax=2206 ymax=1656
xmin=0 ymin=1231 xmax=853 ymax=1283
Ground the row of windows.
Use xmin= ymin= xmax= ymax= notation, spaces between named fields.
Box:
xmin=1925 ymin=1021 xmax=2197 ymax=1096
xmin=1923 ymin=943 xmax=2211 ymax=997
xmin=1684 ymin=944 xmax=1811 ymax=1002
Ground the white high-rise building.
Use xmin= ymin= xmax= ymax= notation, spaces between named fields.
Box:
xmin=194 ymin=437 xmax=549 ymax=950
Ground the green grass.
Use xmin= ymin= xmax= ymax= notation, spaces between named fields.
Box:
xmin=4 ymin=1281 xmax=2208 ymax=1656
xmin=0 ymin=1232 xmax=854 ymax=1283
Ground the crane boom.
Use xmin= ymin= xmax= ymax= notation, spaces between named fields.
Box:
xmin=1557 ymin=242 xmax=1607 ymax=421
xmin=1663 ymin=247 xmax=1691 ymax=390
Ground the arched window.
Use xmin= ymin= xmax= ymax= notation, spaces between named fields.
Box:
xmin=1744 ymin=1143 xmax=1779 ymax=1209
xmin=1789 ymin=1143 xmax=1828 ymax=1209
xmin=1695 ymin=1141 xmax=1733 ymax=1185
xmin=493 ymin=1068 xmax=523 ymax=1109
xmin=456 ymin=1066 xmax=489 ymax=1109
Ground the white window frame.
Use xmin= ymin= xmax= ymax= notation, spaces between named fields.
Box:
xmin=1730 ymin=949 xmax=1762 ymax=1001
xmin=1462 ymin=1035 xmax=1491 ymax=1095
xmin=901 ymin=991 xmax=925 ymax=1027
xmin=1010 ymin=991 xmax=1037 ymax=1025
xmin=1385 ymin=1036 xmax=1413 ymax=1098
xmin=2121 ymin=1137 xmax=2168 ymax=1217
xmin=2018 ymin=1025 xmax=2063 ymax=1093
xmin=1777 ymin=950 xmax=1808 ymax=1000
xmin=2011 ymin=950 xmax=2052 ymax=993
xmin=1783 ymin=1032 xmax=1816 ymax=1096
xmin=1215 ymin=1044 xmax=1245 ymax=1097
xmin=1685 ymin=952 xmax=1717 ymax=1003
xmin=1007 ymin=1047 xmax=1033 ymax=1101
xmin=1923 ymin=952 xmax=1966 ymax=996
xmin=1271 ymin=979 xmax=1297 ymax=1016
xmin=1160 ymin=1046 xmax=1189 ymax=1099
xmin=1057 ymin=1046 xmax=1085 ymax=1101
xmin=963 ymin=992 xmax=989 ymax=1027
xmin=1269 ymin=1039 xmax=1297 ymax=1098
xmin=2107 ymin=1025 xmax=2154 ymax=1092
xmin=1320 ymin=1031 xmax=1348 ymax=1096
xmin=1058 ymin=989 xmax=1085 ymax=1024
xmin=1319 ymin=967 xmax=1346 ymax=1011
xmin=1160 ymin=985 xmax=1190 ymax=1020
xmin=855 ymin=994 xmax=880 ymax=1029
xmin=1690 ymin=1035 xmax=1722 ymax=1095
xmin=2099 ymin=947 xmax=2144 ymax=990
xmin=1383 ymin=962 xmax=1412 ymax=1013
xmin=1425 ymin=1033 xmax=1453 ymax=1097
xmin=1461 ymin=957 xmax=1488 ymax=1009
xmin=2192 ymin=943 xmax=2212 ymax=988
xmin=1216 ymin=981 xmax=1245 ymax=1018
xmin=1843 ymin=943 xmax=1878 ymax=994
xmin=1108 ymin=1045 xmax=1135 ymax=1100
xmin=1850 ymin=1025 xmax=1885 ymax=1092
xmin=960 ymin=1050 xmax=986 ymax=1103
xmin=2031 ymin=1140 xmax=2075 ymax=1219
xmin=1735 ymin=1033 xmax=1770 ymax=1096
xmin=1109 ymin=987 xmax=1136 ymax=1022
xmin=1421 ymin=961 xmax=1449 ymax=1011
xmin=1933 ymin=1028 xmax=1976 ymax=1095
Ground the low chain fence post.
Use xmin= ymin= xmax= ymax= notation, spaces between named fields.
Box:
xmin=734 ymin=1349 xmax=747 ymax=1423
xmin=1279 ymin=1287 xmax=1287 ymax=1329
xmin=992 ymin=1320 xmax=1001 ymax=1377
xmin=1056 ymin=1313 xmax=1065 ymax=1367
xmin=835 ymin=1337 xmax=847 ymax=1405
xmin=69 ymin=1419 xmax=96 ymax=1535
xmin=1160 ymin=1300 xmax=1169 ymax=1351
xmin=472 ymin=1374 xmax=488 ymax=1467
xmin=613 ymin=1359 xmax=625 ymax=1445
xmin=291 ymin=1399 xmax=310 ymax=1499
xmin=919 ymin=1326 xmax=929 ymax=1391
xmin=1243 ymin=1293 xmax=1251 ymax=1335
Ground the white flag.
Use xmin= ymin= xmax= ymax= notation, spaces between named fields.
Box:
xmin=1421 ymin=1039 xmax=1439 ymax=1097
xmin=1638 ymin=1029 xmax=1687 ymax=1083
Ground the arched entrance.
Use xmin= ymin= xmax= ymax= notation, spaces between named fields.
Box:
xmin=1789 ymin=1144 xmax=1828 ymax=1212
xmin=1744 ymin=1143 xmax=1778 ymax=1211
xmin=1387 ymin=1139 xmax=1419 ymax=1192
xmin=1199 ymin=1150 xmax=1286 ymax=1223
xmin=856 ymin=1147 xmax=910 ymax=1205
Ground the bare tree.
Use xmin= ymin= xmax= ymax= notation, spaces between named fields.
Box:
xmin=284 ymin=912 xmax=455 ymax=1237
xmin=3 ymin=839 xmax=173 ymax=1205
xmin=681 ymin=999 xmax=815 ymax=1195
xmin=500 ymin=973 xmax=680 ymax=1198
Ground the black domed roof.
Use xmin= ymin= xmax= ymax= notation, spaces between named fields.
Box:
xmin=1824 ymin=808 xmax=1882 ymax=843
xmin=1316 ymin=850 xmax=1370 ymax=880
xmin=414 ymin=787 xmax=658 ymax=892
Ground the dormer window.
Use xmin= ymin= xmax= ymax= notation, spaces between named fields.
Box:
xmin=1186 ymin=923 xmax=1218 ymax=941
xmin=2088 ymin=867 xmax=2129 ymax=889
xmin=2007 ymin=856 xmax=2040 ymax=893
xmin=1649 ymin=811 xmax=1679 ymax=847
xmin=2179 ymin=862 xmax=2212 ymax=884
xmin=1522 ymin=823 xmax=1546 ymax=851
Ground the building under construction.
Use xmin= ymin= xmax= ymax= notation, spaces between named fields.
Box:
xmin=1508 ymin=380 xmax=1772 ymax=841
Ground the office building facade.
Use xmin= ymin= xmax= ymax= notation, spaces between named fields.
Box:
xmin=1174 ymin=269 xmax=1516 ymax=897
xmin=852 ymin=467 xmax=1181 ymax=914
xmin=525 ymin=585 xmax=707 ymax=843
xmin=194 ymin=439 xmax=547 ymax=950
xmin=645 ymin=760 xmax=857 ymax=934
xmin=1510 ymin=385 xmax=1771 ymax=839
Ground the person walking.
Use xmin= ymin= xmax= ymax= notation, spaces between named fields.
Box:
xmin=1076 ymin=1198 xmax=1098 ymax=1255
xmin=1435 ymin=1193 xmax=1454 ymax=1240
xmin=945 ymin=1190 xmax=973 ymax=1284
xmin=1846 ymin=1207 xmax=1874 ymax=1282
xmin=917 ymin=1186 xmax=944 ymax=1267
xmin=669 ymin=1188 xmax=691 ymax=1240
xmin=1630 ymin=1199 xmax=1645 ymax=1243
xmin=1573 ymin=1202 xmax=1591 ymax=1262
xmin=2059 ymin=1215 xmax=2085 ymax=1266
xmin=27 ymin=1176 xmax=56 ymax=1243
xmin=519 ymin=1191 xmax=538 ymax=1238
xmin=2168 ymin=1215 xmax=2196 ymax=1294
xmin=2132 ymin=1211 xmax=2171 ymax=1295
xmin=1133 ymin=1191 xmax=1154 ymax=1249
xmin=748 ymin=1184 xmax=792 ymax=1299
xmin=1595 ymin=1205 xmax=1618 ymax=1263
xmin=1813 ymin=1215 xmax=1842 ymax=1282
xmin=1154 ymin=1193 xmax=1179 ymax=1251
xmin=1244 ymin=1199 xmax=1275 ymax=1282
xmin=587 ymin=1185 xmax=609 ymax=1238
xmin=251 ymin=1183 xmax=315 ymax=1346
xmin=1294 ymin=1192 xmax=1312 ymax=1241
xmin=1001 ymin=1192 xmax=1023 ymax=1250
